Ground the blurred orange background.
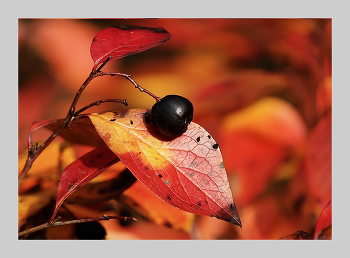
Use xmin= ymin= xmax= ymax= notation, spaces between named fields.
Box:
xmin=18 ymin=18 xmax=331 ymax=240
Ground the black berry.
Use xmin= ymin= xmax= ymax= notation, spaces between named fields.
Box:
xmin=151 ymin=95 xmax=194 ymax=137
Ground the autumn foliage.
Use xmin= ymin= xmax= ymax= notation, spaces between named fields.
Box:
xmin=18 ymin=19 xmax=331 ymax=240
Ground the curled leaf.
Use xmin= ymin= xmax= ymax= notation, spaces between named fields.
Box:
xmin=90 ymin=25 xmax=171 ymax=70
xmin=88 ymin=109 xmax=241 ymax=227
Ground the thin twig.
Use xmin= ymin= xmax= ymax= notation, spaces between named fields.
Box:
xmin=18 ymin=215 xmax=137 ymax=238
xmin=101 ymin=72 xmax=161 ymax=102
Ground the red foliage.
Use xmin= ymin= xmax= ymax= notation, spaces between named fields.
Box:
xmin=90 ymin=25 xmax=171 ymax=70
xmin=18 ymin=19 xmax=332 ymax=240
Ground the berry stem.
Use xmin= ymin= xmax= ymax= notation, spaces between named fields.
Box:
xmin=101 ymin=72 xmax=161 ymax=102
xmin=74 ymin=98 xmax=128 ymax=116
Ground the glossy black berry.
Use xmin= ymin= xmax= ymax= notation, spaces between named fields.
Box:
xmin=151 ymin=95 xmax=194 ymax=137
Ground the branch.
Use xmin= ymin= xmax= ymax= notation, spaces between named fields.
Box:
xmin=18 ymin=58 xmax=117 ymax=187
xmin=18 ymin=215 xmax=137 ymax=238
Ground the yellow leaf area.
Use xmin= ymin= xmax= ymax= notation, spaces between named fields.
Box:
xmin=18 ymin=141 xmax=76 ymax=194
xmin=119 ymin=181 xmax=195 ymax=232
xmin=88 ymin=110 xmax=173 ymax=171
xmin=18 ymin=189 xmax=55 ymax=230
xmin=18 ymin=141 xmax=76 ymax=231
xmin=88 ymin=109 xmax=238 ymax=225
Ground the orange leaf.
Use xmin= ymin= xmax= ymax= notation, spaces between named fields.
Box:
xmin=219 ymin=97 xmax=307 ymax=206
xmin=88 ymin=109 xmax=241 ymax=227
xmin=220 ymin=97 xmax=307 ymax=150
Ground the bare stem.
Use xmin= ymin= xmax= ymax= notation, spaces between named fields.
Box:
xmin=18 ymin=215 xmax=137 ymax=238
xmin=74 ymin=98 xmax=128 ymax=116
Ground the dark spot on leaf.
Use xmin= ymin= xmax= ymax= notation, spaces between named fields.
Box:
xmin=219 ymin=162 xmax=224 ymax=168
xmin=158 ymin=174 xmax=162 ymax=178
xmin=164 ymin=180 xmax=170 ymax=185
xmin=110 ymin=119 xmax=116 ymax=121
xmin=197 ymin=201 xmax=202 ymax=207
xmin=196 ymin=137 xmax=200 ymax=142
xmin=208 ymin=135 xmax=211 ymax=139
xmin=119 ymin=112 xmax=126 ymax=118
xmin=145 ymin=166 xmax=149 ymax=170
xmin=190 ymin=161 xmax=198 ymax=167
xmin=188 ymin=172 xmax=195 ymax=177
xmin=167 ymin=196 xmax=172 ymax=200
xmin=130 ymin=120 xmax=133 ymax=125
xmin=116 ymin=25 xmax=132 ymax=30
xmin=212 ymin=143 xmax=219 ymax=149
xmin=164 ymin=222 xmax=172 ymax=228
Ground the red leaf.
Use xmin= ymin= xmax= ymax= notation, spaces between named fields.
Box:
xmin=88 ymin=109 xmax=241 ymax=227
xmin=313 ymin=199 xmax=332 ymax=239
xmin=90 ymin=25 xmax=171 ymax=70
xmin=51 ymin=145 xmax=119 ymax=221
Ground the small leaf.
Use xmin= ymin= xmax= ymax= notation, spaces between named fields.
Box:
xmin=313 ymin=199 xmax=332 ymax=239
xmin=51 ymin=145 xmax=119 ymax=221
xmin=280 ymin=230 xmax=313 ymax=240
xmin=90 ymin=25 xmax=171 ymax=70
xmin=88 ymin=109 xmax=241 ymax=227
